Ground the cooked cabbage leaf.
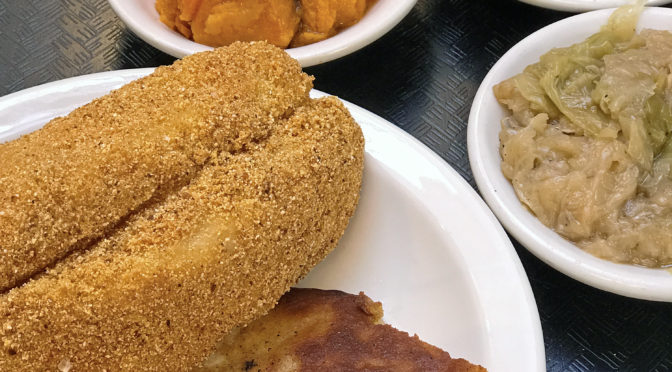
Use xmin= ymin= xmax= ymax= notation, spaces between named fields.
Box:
xmin=495 ymin=0 xmax=672 ymax=173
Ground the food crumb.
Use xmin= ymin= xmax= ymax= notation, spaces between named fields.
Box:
xmin=57 ymin=358 xmax=72 ymax=372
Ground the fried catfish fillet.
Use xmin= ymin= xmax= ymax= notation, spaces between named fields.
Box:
xmin=0 ymin=48 xmax=364 ymax=371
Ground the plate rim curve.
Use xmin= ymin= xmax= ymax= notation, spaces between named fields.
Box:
xmin=518 ymin=0 xmax=671 ymax=12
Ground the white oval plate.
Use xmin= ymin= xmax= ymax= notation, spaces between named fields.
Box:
xmin=468 ymin=7 xmax=672 ymax=302
xmin=107 ymin=0 xmax=416 ymax=66
xmin=0 ymin=69 xmax=544 ymax=371
xmin=519 ymin=0 xmax=671 ymax=12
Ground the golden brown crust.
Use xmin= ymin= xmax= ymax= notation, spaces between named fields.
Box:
xmin=0 ymin=97 xmax=364 ymax=371
xmin=0 ymin=42 xmax=312 ymax=291
xmin=199 ymin=288 xmax=487 ymax=372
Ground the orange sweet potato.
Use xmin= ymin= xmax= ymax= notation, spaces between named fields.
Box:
xmin=334 ymin=0 xmax=367 ymax=28
xmin=298 ymin=0 xmax=337 ymax=34
xmin=178 ymin=0 xmax=203 ymax=22
xmin=175 ymin=17 xmax=193 ymax=39
xmin=290 ymin=30 xmax=330 ymax=48
xmin=156 ymin=0 xmax=180 ymax=29
xmin=291 ymin=0 xmax=370 ymax=47
xmin=155 ymin=0 xmax=374 ymax=48
xmin=191 ymin=0 xmax=299 ymax=48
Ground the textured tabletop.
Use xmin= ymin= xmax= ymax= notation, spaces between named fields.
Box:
xmin=1 ymin=0 xmax=671 ymax=370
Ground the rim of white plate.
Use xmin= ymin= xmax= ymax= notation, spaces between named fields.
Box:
xmin=518 ymin=0 xmax=671 ymax=12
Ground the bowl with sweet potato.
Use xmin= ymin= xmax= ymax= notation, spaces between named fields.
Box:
xmin=109 ymin=0 xmax=417 ymax=66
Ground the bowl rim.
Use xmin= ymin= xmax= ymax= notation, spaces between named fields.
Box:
xmin=518 ymin=0 xmax=671 ymax=12
xmin=107 ymin=0 xmax=417 ymax=67
xmin=468 ymin=6 xmax=672 ymax=302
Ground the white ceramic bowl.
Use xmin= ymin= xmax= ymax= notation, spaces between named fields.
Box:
xmin=519 ymin=0 xmax=671 ymax=12
xmin=108 ymin=0 xmax=416 ymax=66
xmin=468 ymin=7 xmax=672 ymax=302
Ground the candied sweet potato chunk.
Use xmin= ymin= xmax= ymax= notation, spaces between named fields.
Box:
xmin=175 ymin=17 xmax=193 ymax=39
xmin=178 ymin=0 xmax=203 ymax=22
xmin=299 ymin=0 xmax=337 ymax=34
xmin=334 ymin=0 xmax=367 ymax=27
xmin=291 ymin=0 xmax=371 ymax=47
xmin=290 ymin=30 xmax=330 ymax=47
xmin=191 ymin=0 xmax=300 ymax=48
xmin=156 ymin=0 xmax=180 ymax=29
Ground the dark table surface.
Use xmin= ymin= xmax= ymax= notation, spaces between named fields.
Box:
xmin=1 ymin=0 xmax=671 ymax=370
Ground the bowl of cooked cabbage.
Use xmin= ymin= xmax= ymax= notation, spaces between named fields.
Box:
xmin=108 ymin=0 xmax=416 ymax=66
xmin=468 ymin=3 xmax=672 ymax=301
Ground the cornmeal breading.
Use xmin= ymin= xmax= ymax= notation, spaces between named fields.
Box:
xmin=0 ymin=97 xmax=364 ymax=371
xmin=0 ymin=42 xmax=312 ymax=291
